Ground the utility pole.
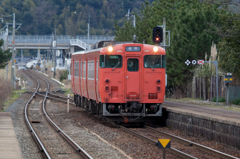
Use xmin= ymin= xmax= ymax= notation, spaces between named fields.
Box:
xmin=11 ymin=13 xmax=16 ymax=89
xmin=53 ymin=28 xmax=57 ymax=78
xmin=88 ymin=13 xmax=90 ymax=50
xmin=74 ymin=11 xmax=77 ymax=38
xmin=47 ymin=49 xmax=49 ymax=62
xmin=133 ymin=15 xmax=135 ymax=28
xmin=21 ymin=49 xmax=23 ymax=68
xmin=5 ymin=25 xmax=8 ymax=80
xmin=163 ymin=18 xmax=166 ymax=51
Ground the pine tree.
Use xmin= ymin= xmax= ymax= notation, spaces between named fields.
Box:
xmin=0 ymin=39 xmax=11 ymax=69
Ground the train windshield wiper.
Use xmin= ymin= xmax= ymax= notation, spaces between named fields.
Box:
xmin=150 ymin=65 xmax=155 ymax=71
xmin=112 ymin=61 xmax=120 ymax=71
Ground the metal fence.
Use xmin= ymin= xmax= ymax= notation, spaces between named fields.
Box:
xmin=229 ymin=85 xmax=240 ymax=101
xmin=192 ymin=76 xmax=240 ymax=102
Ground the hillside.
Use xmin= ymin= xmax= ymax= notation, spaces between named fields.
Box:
xmin=0 ymin=0 xmax=153 ymax=36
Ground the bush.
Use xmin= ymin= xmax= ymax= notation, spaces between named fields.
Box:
xmin=231 ymin=98 xmax=240 ymax=105
xmin=59 ymin=70 xmax=68 ymax=82
xmin=212 ymin=97 xmax=225 ymax=102
xmin=0 ymin=78 xmax=12 ymax=110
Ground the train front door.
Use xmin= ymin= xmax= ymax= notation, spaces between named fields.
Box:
xmin=125 ymin=57 xmax=141 ymax=100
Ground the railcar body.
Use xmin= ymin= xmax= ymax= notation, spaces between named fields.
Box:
xmin=71 ymin=43 xmax=166 ymax=122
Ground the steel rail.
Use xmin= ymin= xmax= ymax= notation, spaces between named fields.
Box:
xmin=48 ymin=92 xmax=74 ymax=101
xmin=35 ymin=92 xmax=75 ymax=105
xmin=146 ymin=126 xmax=238 ymax=159
xmin=34 ymin=72 xmax=93 ymax=159
xmin=119 ymin=125 xmax=197 ymax=159
xmin=24 ymin=70 xmax=51 ymax=159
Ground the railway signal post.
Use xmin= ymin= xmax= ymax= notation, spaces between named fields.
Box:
xmin=158 ymin=139 xmax=171 ymax=159
xmin=153 ymin=18 xmax=171 ymax=91
xmin=224 ymin=73 xmax=232 ymax=105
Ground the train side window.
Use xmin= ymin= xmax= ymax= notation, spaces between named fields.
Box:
xmin=144 ymin=55 xmax=165 ymax=68
xmin=74 ymin=61 xmax=79 ymax=77
xmin=96 ymin=60 xmax=98 ymax=80
xmin=162 ymin=55 xmax=166 ymax=68
xmin=80 ymin=61 xmax=82 ymax=78
xmin=83 ymin=61 xmax=86 ymax=79
xmin=88 ymin=61 xmax=94 ymax=80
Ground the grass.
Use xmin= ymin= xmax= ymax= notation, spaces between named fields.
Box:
xmin=61 ymin=88 xmax=73 ymax=97
xmin=1 ymin=89 xmax=27 ymax=112
xmin=231 ymin=98 xmax=240 ymax=105
xmin=166 ymin=98 xmax=203 ymax=102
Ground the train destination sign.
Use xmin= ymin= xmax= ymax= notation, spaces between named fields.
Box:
xmin=125 ymin=46 xmax=141 ymax=52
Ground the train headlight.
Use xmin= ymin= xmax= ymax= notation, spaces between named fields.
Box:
xmin=153 ymin=46 xmax=158 ymax=52
xmin=108 ymin=46 xmax=113 ymax=52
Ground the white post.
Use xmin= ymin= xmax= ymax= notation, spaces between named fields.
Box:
xmin=19 ymin=78 xmax=21 ymax=87
xmin=67 ymin=94 xmax=69 ymax=113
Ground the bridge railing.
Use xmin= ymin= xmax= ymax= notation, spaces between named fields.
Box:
xmin=70 ymin=39 xmax=88 ymax=50
xmin=4 ymin=35 xmax=115 ymax=44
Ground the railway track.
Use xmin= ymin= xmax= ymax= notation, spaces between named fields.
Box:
xmin=24 ymin=70 xmax=239 ymax=159
xmin=24 ymin=70 xmax=93 ymax=159
xmin=117 ymin=124 xmax=238 ymax=159
xmin=145 ymin=126 xmax=238 ymax=159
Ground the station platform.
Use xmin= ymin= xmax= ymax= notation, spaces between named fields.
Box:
xmin=162 ymin=100 xmax=240 ymax=148
xmin=0 ymin=112 xmax=23 ymax=159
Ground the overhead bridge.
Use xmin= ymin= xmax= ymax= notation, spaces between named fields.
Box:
xmin=2 ymin=35 xmax=114 ymax=53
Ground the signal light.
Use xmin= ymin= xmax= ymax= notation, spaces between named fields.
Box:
xmin=153 ymin=27 xmax=163 ymax=44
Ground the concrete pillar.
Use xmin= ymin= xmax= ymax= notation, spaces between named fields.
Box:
xmin=70 ymin=46 xmax=75 ymax=54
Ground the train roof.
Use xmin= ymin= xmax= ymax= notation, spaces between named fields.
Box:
xmin=72 ymin=43 xmax=165 ymax=56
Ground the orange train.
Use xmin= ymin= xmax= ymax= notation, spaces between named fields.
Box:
xmin=71 ymin=42 xmax=166 ymax=122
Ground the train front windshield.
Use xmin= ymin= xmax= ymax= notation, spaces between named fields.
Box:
xmin=144 ymin=55 xmax=166 ymax=68
xmin=100 ymin=55 xmax=122 ymax=68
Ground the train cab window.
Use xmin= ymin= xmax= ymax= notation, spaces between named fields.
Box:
xmin=127 ymin=59 xmax=139 ymax=71
xmin=144 ymin=55 xmax=166 ymax=68
xmin=100 ymin=55 xmax=122 ymax=68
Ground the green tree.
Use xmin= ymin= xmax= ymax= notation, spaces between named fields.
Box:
xmin=115 ymin=20 xmax=135 ymax=41
xmin=167 ymin=1 xmax=222 ymax=86
xmin=217 ymin=13 xmax=240 ymax=78
xmin=115 ymin=0 xmax=226 ymax=87
xmin=0 ymin=39 xmax=11 ymax=69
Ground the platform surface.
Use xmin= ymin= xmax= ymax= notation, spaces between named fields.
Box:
xmin=0 ymin=112 xmax=23 ymax=159
xmin=163 ymin=100 xmax=240 ymax=126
